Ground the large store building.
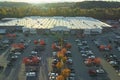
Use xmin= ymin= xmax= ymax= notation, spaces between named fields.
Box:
xmin=0 ymin=16 xmax=111 ymax=35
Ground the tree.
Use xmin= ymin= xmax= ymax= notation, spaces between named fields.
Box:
xmin=61 ymin=56 xmax=67 ymax=63
xmin=93 ymin=58 xmax=101 ymax=65
xmin=40 ymin=40 xmax=46 ymax=45
xmin=61 ymin=48 xmax=67 ymax=54
xmin=56 ymin=75 xmax=65 ymax=80
xmin=61 ymin=68 xmax=71 ymax=78
xmin=56 ymin=61 xmax=63 ymax=69
xmin=57 ymin=51 xmax=64 ymax=59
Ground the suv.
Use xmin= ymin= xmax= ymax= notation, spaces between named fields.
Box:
xmin=48 ymin=72 xmax=58 ymax=80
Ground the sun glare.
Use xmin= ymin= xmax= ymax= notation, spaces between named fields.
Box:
xmin=11 ymin=0 xmax=82 ymax=3
xmin=11 ymin=0 xmax=50 ymax=3
xmin=27 ymin=0 xmax=43 ymax=3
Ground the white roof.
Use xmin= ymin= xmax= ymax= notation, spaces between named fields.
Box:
xmin=1 ymin=18 xmax=17 ymax=21
xmin=0 ymin=16 xmax=111 ymax=29
xmin=50 ymin=26 xmax=70 ymax=31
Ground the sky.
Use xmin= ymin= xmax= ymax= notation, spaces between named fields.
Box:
xmin=0 ymin=0 xmax=120 ymax=3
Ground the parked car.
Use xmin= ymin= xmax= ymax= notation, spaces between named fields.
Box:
xmin=96 ymin=67 xmax=105 ymax=74
xmin=26 ymin=71 xmax=37 ymax=77
xmin=117 ymin=47 xmax=120 ymax=51
xmin=26 ymin=71 xmax=37 ymax=80
xmin=65 ymin=51 xmax=72 ymax=57
xmin=48 ymin=72 xmax=58 ymax=80
xmin=52 ymin=52 xmax=57 ymax=58
xmin=88 ymin=69 xmax=97 ymax=76
xmin=31 ymin=51 xmax=38 ymax=55
xmin=75 ymin=39 xmax=81 ymax=43
xmin=69 ymin=72 xmax=75 ymax=77
xmin=2 ymin=39 xmax=10 ymax=44
xmin=7 ymin=61 xmax=13 ymax=67
xmin=14 ymin=52 xmax=21 ymax=55
xmin=67 ymin=76 xmax=75 ymax=80
xmin=115 ymin=35 xmax=120 ymax=39
xmin=10 ymin=54 xmax=18 ymax=61
xmin=66 ymin=58 xmax=73 ymax=65
xmin=81 ymin=40 xmax=87 ymax=45
xmin=0 ymin=65 xmax=4 ymax=70
xmin=77 ymin=43 xmax=83 ymax=46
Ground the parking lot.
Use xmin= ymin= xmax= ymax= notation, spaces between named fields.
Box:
xmin=0 ymin=27 xmax=120 ymax=80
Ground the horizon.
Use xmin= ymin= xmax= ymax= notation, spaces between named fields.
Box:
xmin=0 ymin=0 xmax=120 ymax=3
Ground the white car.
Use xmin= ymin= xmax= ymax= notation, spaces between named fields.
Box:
xmin=82 ymin=40 xmax=87 ymax=44
xmin=96 ymin=68 xmax=105 ymax=74
xmin=81 ymin=54 xmax=87 ymax=57
xmin=31 ymin=51 xmax=38 ymax=54
xmin=11 ymin=55 xmax=18 ymax=59
xmin=117 ymin=47 xmax=120 ymax=51
xmin=2 ymin=40 xmax=10 ymax=44
xmin=109 ymin=61 xmax=117 ymax=65
xmin=66 ymin=58 xmax=73 ymax=64
xmin=115 ymin=36 xmax=120 ymax=39
xmin=26 ymin=72 xmax=36 ymax=77
xmin=80 ymin=50 xmax=85 ymax=53
xmin=77 ymin=43 xmax=83 ymax=46
xmin=14 ymin=52 xmax=21 ymax=55
xmin=52 ymin=52 xmax=57 ymax=57
xmin=86 ymin=50 xmax=94 ymax=55
xmin=67 ymin=76 xmax=75 ymax=80
xmin=88 ymin=55 xmax=95 ymax=59
xmin=67 ymin=51 xmax=71 ymax=54
xmin=69 ymin=73 xmax=75 ymax=77
xmin=75 ymin=39 xmax=80 ymax=42
xmin=48 ymin=72 xmax=58 ymax=80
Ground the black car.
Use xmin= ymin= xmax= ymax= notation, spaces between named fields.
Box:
xmin=0 ymin=65 xmax=4 ymax=71
xmin=7 ymin=61 xmax=13 ymax=67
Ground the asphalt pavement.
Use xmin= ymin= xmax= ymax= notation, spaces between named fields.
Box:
xmin=68 ymin=36 xmax=92 ymax=80
xmin=1 ymin=31 xmax=120 ymax=80
xmin=86 ymin=34 xmax=120 ymax=80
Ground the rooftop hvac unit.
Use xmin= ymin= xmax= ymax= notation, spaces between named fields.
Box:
xmin=30 ymin=28 xmax=37 ymax=34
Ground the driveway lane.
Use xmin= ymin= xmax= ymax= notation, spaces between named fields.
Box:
xmin=69 ymin=36 xmax=91 ymax=80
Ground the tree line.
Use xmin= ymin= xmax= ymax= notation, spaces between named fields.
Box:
xmin=0 ymin=1 xmax=120 ymax=20
xmin=0 ymin=7 xmax=120 ymax=20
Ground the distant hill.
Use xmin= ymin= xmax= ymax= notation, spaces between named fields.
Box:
xmin=0 ymin=2 xmax=30 ymax=7
xmin=32 ymin=1 xmax=120 ymax=9
xmin=0 ymin=1 xmax=120 ymax=9
xmin=75 ymin=1 xmax=120 ymax=9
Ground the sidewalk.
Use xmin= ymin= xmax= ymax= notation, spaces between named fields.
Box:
xmin=88 ymin=37 xmax=120 ymax=80
xmin=18 ymin=63 xmax=26 ymax=80
xmin=0 ymin=48 xmax=9 ymax=80
xmin=38 ymin=58 xmax=52 ymax=80
xmin=101 ymin=59 xmax=120 ymax=80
